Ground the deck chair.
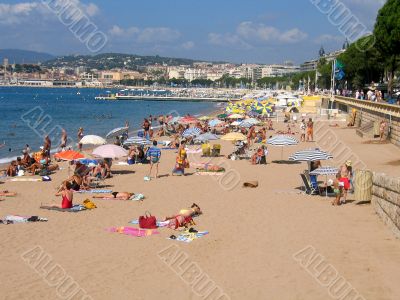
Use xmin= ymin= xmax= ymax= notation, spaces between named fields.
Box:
xmin=300 ymin=174 xmax=319 ymax=195
xmin=211 ymin=144 xmax=221 ymax=157
xmin=202 ymin=143 xmax=211 ymax=157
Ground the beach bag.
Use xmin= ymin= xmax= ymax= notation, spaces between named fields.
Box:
xmin=139 ymin=211 xmax=157 ymax=229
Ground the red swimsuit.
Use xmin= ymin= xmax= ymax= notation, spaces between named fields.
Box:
xmin=61 ymin=194 xmax=73 ymax=209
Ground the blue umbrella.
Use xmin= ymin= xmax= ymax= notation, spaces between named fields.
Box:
xmin=194 ymin=133 xmax=219 ymax=142
xmin=209 ymin=119 xmax=224 ymax=127
xmin=182 ymin=127 xmax=201 ymax=137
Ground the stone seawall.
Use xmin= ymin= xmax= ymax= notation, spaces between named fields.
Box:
xmin=372 ymin=173 xmax=400 ymax=238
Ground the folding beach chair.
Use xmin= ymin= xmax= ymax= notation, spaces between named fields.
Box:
xmin=211 ymin=144 xmax=221 ymax=157
xmin=202 ymin=143 xmax=211 ymax=157
xmin=300 ymin=174 xmax=319 ymax=195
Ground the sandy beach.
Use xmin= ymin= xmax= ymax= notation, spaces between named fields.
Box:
xmin=1 ymin=116 xmax=400 ymax=300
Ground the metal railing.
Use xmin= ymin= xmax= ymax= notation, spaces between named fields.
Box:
xmin=334 ymin=96 xmax=400 ymax=118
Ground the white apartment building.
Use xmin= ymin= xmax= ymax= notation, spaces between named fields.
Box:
xmin=184 ymin=68 xmax=207 ymax=81
xmin=261 ymin=64 xmax=300 ymax=78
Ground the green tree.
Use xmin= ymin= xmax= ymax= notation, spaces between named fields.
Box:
xmin=373 ymin=0 xmax=400 ymax=95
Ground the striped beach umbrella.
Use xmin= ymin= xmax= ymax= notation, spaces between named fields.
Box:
xmin=289 ymin=149 xmax=333 ymax=161
xmin=182 ymin=127 xmax=201 ymax=137
xmin=310 ymin=167 xmax=339 ymax=176
xmin=106 ymin=127 xmax=128 ymax=138
xmin=124 ymin=137 xmax=152 ymax=146
xmin=267 ymin=135 xmax=299 ymax=161
xmin=267 ymin=135 xmax=299 ymax=146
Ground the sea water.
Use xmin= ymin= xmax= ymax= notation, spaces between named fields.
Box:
xmin=0 ymin=87 xmax=218 ymax=163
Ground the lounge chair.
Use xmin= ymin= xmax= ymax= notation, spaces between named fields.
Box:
xmin=202 ymin=144 xmax=211 ymax=157
xmin=211 ymin=144 xmax=221 ymax=157
xmin=300 ymin=174 xmax=319 ymax=195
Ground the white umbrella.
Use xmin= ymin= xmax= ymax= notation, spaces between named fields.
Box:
xmin=92 ymin=144 xmax=128 ymax=158
xmin=289 ymin=149 xmax=333 ymax=161
xmin=124 ymin=137 xmax=152 ymax=146
xmin=106 ymin=127 xmax=128 ymax=138
xmin=80 ymin=135 xmax=106 ymax=145
xmin=310 ymin=167 xmax=339 ymax=198
xmin=228 ymin=114 xmax=244 ymax=119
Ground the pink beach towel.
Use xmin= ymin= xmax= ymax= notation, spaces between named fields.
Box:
xmin=107 ymin=226 xmax=159 ymax=237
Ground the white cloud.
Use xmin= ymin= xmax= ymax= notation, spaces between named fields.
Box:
xmin=208 ymin=32 xmax=252 ymax=50
xmin=0 ymin=1 xmax=100 ymax=25
xmin=181 ymin=41 xmax=195 ymax=50
xmin=236 ymin=21 xmax=308 ymax=43
xmin=109 ymin=25 xmax=180 ymax=44
xmin=209 ymin=21 xmax=307 ymax=49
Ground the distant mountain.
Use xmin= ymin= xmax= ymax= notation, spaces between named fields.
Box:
xmin=0 ymin=49 xmax=55 ymax=64
xmin=43 ymin=53 xmax=228 ymax=70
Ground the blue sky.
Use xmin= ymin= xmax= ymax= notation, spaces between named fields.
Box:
xmin=0 ymin=0 xmax=385 ymax=64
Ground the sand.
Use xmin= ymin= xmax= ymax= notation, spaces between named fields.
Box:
xmin=1 ymin=117 xmax=400 ymax=300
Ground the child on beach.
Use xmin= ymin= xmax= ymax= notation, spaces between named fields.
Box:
xmin=332 ymin=173 xmax=342 ymax=206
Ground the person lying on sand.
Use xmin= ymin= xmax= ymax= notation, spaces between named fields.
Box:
xmin=0 ymin=190 xmax=17 ymax=197
xmin=42 ymin=181 xmax=73 ymax=209
xmin=93 ymin=192 xmax=134 ymax=200
xmin=163 ymin=203 xmax=202 ymax=229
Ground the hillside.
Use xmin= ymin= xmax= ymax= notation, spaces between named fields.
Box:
xmin=0 ymin=49 xmax=55 ymax=64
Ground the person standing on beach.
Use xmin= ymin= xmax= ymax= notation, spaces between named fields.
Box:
xmin=147 ymin=140 xmax=161 ymax=179
xmin=300 ymin=119 xmax=306 ymax=142
xmin=77 ymin=127 xmax=84 ymax=151
xmin=379 ymin=120 xmax=387 ymax=141
xmin=60 ymin=129 xmax=67 ymax=151
xmin=142 ymin=119 xmax=150 ymax=139
xmin=43 ymin=135 xmax=51 ymax=156
xmin=306 ymin=118 xmax=314 ymax=142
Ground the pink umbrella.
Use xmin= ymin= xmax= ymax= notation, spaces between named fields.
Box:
xmin=92 ymin=144 xmax=128 ymax=158
xmin=179 ymin=116 xmax=199 ymax=124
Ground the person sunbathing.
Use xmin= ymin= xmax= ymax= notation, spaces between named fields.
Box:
xmin=0 ymin=190 xmax=17 ymax=197
xmin=42 ymin=181 xmax=73 ymax=209
xmin=92 ymin=192 xmax=134 ymax=200
xmin=163 ymin=203 xmax=202 ymax=229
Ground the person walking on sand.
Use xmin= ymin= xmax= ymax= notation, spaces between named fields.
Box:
xmin=77 ymin=127 xmax=84 ymax=151
xmin=60 ymin=129 xmax=67 ymax=151
xmin=43 ymin=135 xmax=51 ymax=156
xmin=306 ymin=118 xmax=314 ymax=142
xmin=300 ymin=119 xmax=306 ymax=142
xmin=379 ymin=120 xmax=387 ymax=142
xmin=147 ymin=140 xmax=161 ymax=179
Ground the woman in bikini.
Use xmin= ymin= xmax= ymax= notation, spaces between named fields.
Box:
xmin=164 ymin=203 xmax=202 ymax=229
xmin=93 ymin=192 xmax=134 ymax=200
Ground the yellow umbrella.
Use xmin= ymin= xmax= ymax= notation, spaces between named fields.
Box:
xmin=199 ymin=116 xmax=210 ymax=121
xmin=221 ymin=132 xmax=246 ymax=141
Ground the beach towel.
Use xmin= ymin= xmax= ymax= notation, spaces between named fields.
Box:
xmin=195 ymin=172 xmax=224 ymax=176
xmin=185 ymin=148 xmax=202 ymax=154
xmin=3 ymin=215 xmax=48 ymax=223
xmin=168 ymin=231 xmax=209 ymax=243
xmin=9 ymin=178 xmax=42 ymax=182
xmin=75 ymin=189 xmax=113 ymax=194
xmin=116 ymin=162 xmax=129 ymax=166
xmin=40 ymin=205 xmax=86 ymax=212
xmin=107 ymin=226 xmax=159 ymax=237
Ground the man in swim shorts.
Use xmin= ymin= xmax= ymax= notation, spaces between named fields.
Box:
xmin=146 ymin=140 xmax=161 ymax=179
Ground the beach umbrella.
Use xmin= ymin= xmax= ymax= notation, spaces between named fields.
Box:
xmin=92 ymin=144 xmax=128 ymax=158
xmin=168 ymin=116 xmax=182 ymax=124
xmin=77 ymin=158 xmax=99 ymax=165
xmin=54 ymin=150 xmax=85 ymax=161
xmin=124 ymin=136 xmax=152 ymax=146
xmin=221 ymin=132 xmax=246 ymax=141
xmin=199 ymin=116 xmax=210 ymax=121
xmin=209 ymin=119 xmax=224 ymax=127
xmin=106 ymin=127 xmax=128 ymax=138
xmin=179 ymin=116 xmax=199 ymax=124
xmin=80 ymin=135 xmax=106 ymax=145
xmin=310 ymin=167 xmax=339 ymax=176
xmin=310 ymin=166 xmax=339 ymax=198
xmin=239 ymin=121 xmax=254 ymax=128
xmin=194 ymin=133 xmax=219 ymax=142
xmin=267 ymin=135 xmax=299 ymax=161
xmin=231 ymin=121 xmax=241 ymax=126
xmin=217 ymin=113 xmax=228 ymax=119
xmin=243 ymin=118 xmax=260 ymax=125
xmin=289 ymin=149 xmax=333 ymax=162
xmin=182 ymin=127 xmax=202 ymax=137
xmin=228 ymin=114 xmax=244 ymax=119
